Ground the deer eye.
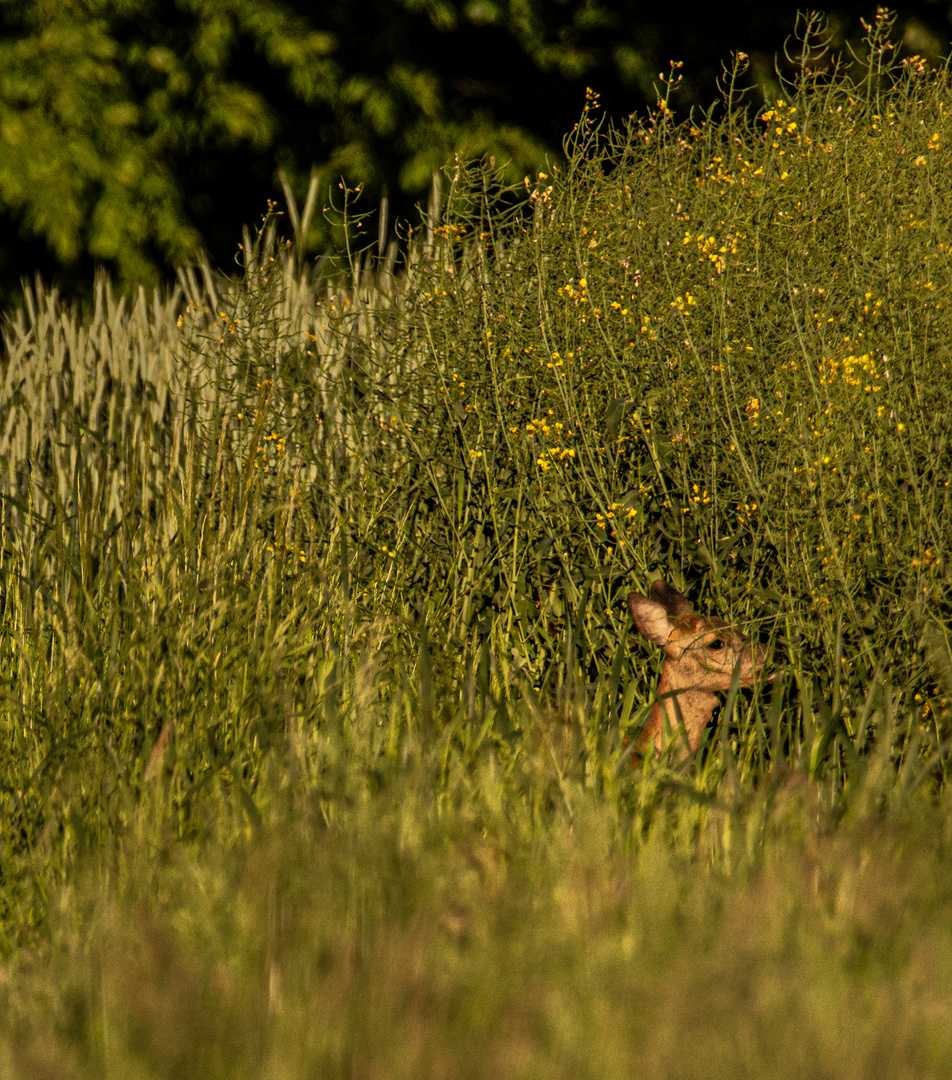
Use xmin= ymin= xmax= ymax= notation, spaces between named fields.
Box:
xmin=707 ymin=639 xmax=725 ymax=651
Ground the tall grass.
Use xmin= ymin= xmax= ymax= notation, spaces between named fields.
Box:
xmin=0 ymin=12 xmax=951 ymax=1077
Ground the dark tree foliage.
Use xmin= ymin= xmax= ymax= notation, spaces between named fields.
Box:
xmin=0 ymin=0 xmax=948 ymax=301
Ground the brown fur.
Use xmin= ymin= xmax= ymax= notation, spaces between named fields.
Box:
xmin=627 ymin=580 xmax=768 ymax=756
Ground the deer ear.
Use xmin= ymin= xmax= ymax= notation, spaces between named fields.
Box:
xmin=628 ymin=592 xmax=673 ymax=646
xmin=648 ymin=580 xmax=694 ymax=618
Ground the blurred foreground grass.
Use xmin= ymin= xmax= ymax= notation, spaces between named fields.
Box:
xmin=0 ymin=13 xmax=951 ymax=1077
xmin=8 ymin=765 xmax=952 ymax=1079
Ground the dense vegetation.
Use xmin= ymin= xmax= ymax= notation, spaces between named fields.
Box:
xmin=2 ymin=3 xmax=951 ymax=300
xmin=0 ymin=16 xmax=951 ymax=1077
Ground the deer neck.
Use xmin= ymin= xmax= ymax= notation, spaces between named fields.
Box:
xmin=642 ymin=666 xmax=720 ymax=754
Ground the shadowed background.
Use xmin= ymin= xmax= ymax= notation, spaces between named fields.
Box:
xmin=0 ymin=1 xmax=950 ymax=303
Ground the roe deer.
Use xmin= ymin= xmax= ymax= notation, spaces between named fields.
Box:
xmin=627 ymin=580 xmax=768 ymax=756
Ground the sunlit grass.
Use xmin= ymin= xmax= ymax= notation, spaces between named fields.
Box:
xmin=0 ymin=12 xmax=951 ymax=1077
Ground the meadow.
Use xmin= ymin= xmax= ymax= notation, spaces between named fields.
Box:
xmin=1 ymin=16 xmax=951 ymax=1077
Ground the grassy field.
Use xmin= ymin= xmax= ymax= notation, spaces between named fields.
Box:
xmin=1 ymin=15 xmax=952 ymax=1077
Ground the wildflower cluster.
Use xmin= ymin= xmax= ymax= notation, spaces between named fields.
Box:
xmin=670 ymin=293 xmax=697 ymax=314
xmin=524 ymin=171 xmax=553 ymax=205
xmin=264 ymin=539 xmax=307 ymax=566
xmin=683 ymin=232 xmax=744 ymax=275
xmin=594 ymin=502 xmax=638 ymax=545
xmin=254 ymin=431 xmax=287 ymax=474
xmin=176 ymin=302 xmax=242 ymax=342
xmin=433 ymin=223 xmax=467 ymax=240
xmin=518 ymin=413 xmax=577 ymax=471
xmin=559 ymin=278 xmax=588 ymax=304
xmin=438 ymin=372 xmax=468 ymax=399
xmin=759 ymin=99 xmax=802 ymax=149
xmin=818 ymin=351 xmax=886 ymax=397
